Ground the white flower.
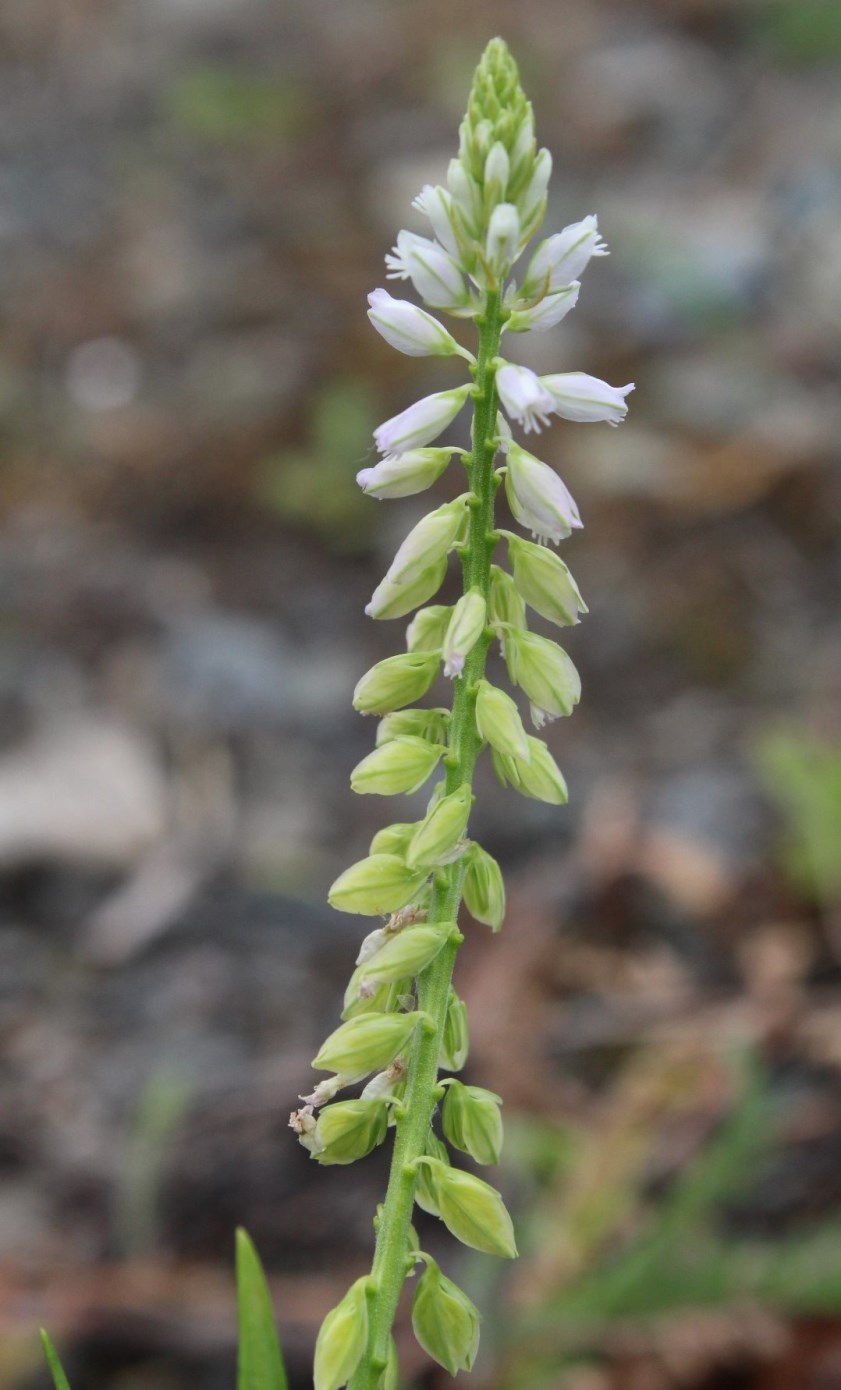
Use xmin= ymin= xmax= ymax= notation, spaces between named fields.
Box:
xmin=506 ymin=282 xmax=580 ymax=333
xmin=485 ymin=203 xmax=521 ymax=277
xmin=495 ymin=362 xmax=555 ymax=433
xmin=540 ymin=372 xmax=634 ymax=426
xmin=521 ymin=215 xmax=608 ymax=297
xmin=374 ymin=384 xmax=472 ymax=455
xmin=367 ymin=289 xmax=469 ymax=359
xmin=385 ymin=230 xmax=470 ymax=313
xmin=412 ymin=184 xmax=460 ymax=257
xmin=356 ymin=447 xmax=454 ymax=500
xmin=504 ymin=442 xmax=582 ymax=544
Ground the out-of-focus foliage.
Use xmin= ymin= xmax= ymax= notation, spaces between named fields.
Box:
xmin=755 ymin=731 xmax=841 ymax=907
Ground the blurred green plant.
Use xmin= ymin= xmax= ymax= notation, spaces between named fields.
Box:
xmin=256 ymin=382 xmax=377 ymax=552
xmin=755 ymin=0 xmax=841 ymax=65
xmin=113 ymin=1068 xmax=193 ymax=1256
xmin=755 ymin=729 xmax=841 ymax=908
xmin=166 ymin=65 xmax=311 ymax=145
xmin=498 ymin=1054 xmax=841 ymax=1389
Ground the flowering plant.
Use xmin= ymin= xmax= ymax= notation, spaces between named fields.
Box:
xmin=41 ymin=35 xmax=631 ymax=1390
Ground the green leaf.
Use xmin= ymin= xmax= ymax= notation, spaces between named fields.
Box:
xmin=236 ymin=1229 xmax=288 ymax=1390
xmin=40 ymin=1331 xmax=72 ymax=1390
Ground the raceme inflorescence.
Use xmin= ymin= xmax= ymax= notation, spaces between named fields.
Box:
xmin=291 ymin=37 xmax=633 ymax=1390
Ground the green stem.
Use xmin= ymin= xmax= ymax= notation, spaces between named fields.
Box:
xmin=349 ymin=291 xmax=504 ymax=1389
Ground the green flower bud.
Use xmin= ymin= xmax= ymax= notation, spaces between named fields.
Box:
xmin=355 ymin=923 xmax=453 ymax=990
xmin=412 ymin=1258 xmax=481 ymax=1375
xmin=376 ymin=707 xmax=449 ymax=747
xmin=439 ymin=989 xmax=469 ymax=1071
xmin=417 ymin=1157 xmax=517 ymax=1257
xmin=375 ymin=1337 xmax=399 ymax=1390
xmin=328 ymin=853 xmax=429 ymax=916
xmin=488 ymin=563 xmax=526 ymax=634
xmin=415 ymin=1133 xmax=450 ymax=1217
xmin=462 ymin=842 xmax=506 ymax=930
xmin=492 ymin=736 xmax=568 ymax=805
xmin=505 ymin=628 xmax=581 ymax=726
xmin=314 ymin=1099 xmax=389 ymax=1165
xmin=368 ymin=822 xmax=417 ymax=856
xmin=386 ymin=497 xmax=468 ymax=588
xmin=442 ymin=589 xmax=486 ymax=678
xmin=313 ymin=1010 xmax=425 ymax=1082
xmin=353 ymin=651 xmax=440 ymax=715
xmin=506 ymin=532 xmax=588 ymax=626
xmin=351 ymin=736 xmax=443 ymax=795
xmin=341 ymin=976 xmax=397 ymax=1021
xmin=475 ymin=679 xmax=530 ymax=760
xmin=442 ymin=1081 xmax=504 ymax=1165
xmin=406 ymin=785 xmax=472 ymax=869
xmin=365 ymin=554 xmax=448 ymax=622
xmin=314 ymin=1276 xmax=369 ymax=1390
xmin=406 ymin=604 xmax=452 ymax=654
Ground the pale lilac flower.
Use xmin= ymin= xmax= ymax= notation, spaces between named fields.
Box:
xmin=504 ymin=442 xmax=582 ymax=544
xmin=412 ymin=185 xmax=460 ymax=257
xmin=495 ymin=362 xmax=555 ymax=433
xmin=374 ymin=384 xmax=472 ymax=455
xmin=521 ymin=215 xmax=608 ymax=298
xmin=506 ymin=282 xmax=580 ymax=333
xmin=385 ymin=230 xmax=469 ymax=312
xmin=540 ymin=372 xmax=634 ymax=426
xmin=367 ymin=289 xmax=470 ymax=359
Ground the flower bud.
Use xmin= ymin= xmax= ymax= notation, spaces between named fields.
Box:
xmin=483 ymin=141 xmax=510 ymax=203
xmin=415 ymin=1133 xmax=450 ymax=1217
xmin=351 ymin=736 xmax=443 ymax=795
xmin=341 ymin=972 xmax=394 ymax=1020
xmin=492 ymin=736 xmax=569 ymax=805
xmin=488 ymin=563 xmax=526 ymax=636
xmin=375 ymin=1337 xmax=399 ymax=1390
xmin=506 ymin=532 xmax=587 ymax=626
xmin=505 ymin=628 xmax=581 ymax=726
xmin=505 ymin=441 xmax=582 ymax=544
xmin=314 ymin=1099 xmax=389 ymax=1165
xmin=540 ymin=371 xmax=634 ymax=427
xmin=412 ymin=1258 xmax=481 ymax=1375
xmin=416 ymin=1158 xmax=517 ymax=1257
xmin=365 ymin=555 xmax=447 ymax=621
xmin=357 ymin=448 xmax=454 ymax=500
xmin=439 ymin=989 xmax=469 ymax=1071
xmin=442 ymin=589 xmax=486 ymax=678
xmin=520 ymin=215 xmax=608 ymax=298
xmin=367 ymin=822 xmax=416 ymax=857
xmin=376 ymin=707 xmax=449 ymax=747
xmin=462 ymin=843 xmax=506 ymax=931
xmin=447 ymin=158 xmax=482 ymax=239
xmin=475 ymin=679 xmax=530 ymax=760
xmin=328 ymin=853 xmax=429 ymax=915
xmin=485 ymin=202 xmax=521 ymax=277
xmin=406 ymin=785 xmax=472 ymax=869
xmin=353 ymin=651 xmax=440 ymax=715
xmin=517 ymin=146 xmax=552 ymax=232
xmin=386 ymin=497 xmax=468 ymax=587
xmin=406 ymin=605 xmax=452 ymax=654
xmin=442 ymin=1081 xmax=504 ymax=1165
xmin=374 ymin=385 xmax=472 ymax=456
xmin=495 ymin=362 xmax=554 ymax=434
xmin=357 ymin=923 xmax=453 ymax=990
xmin=314 ymin=1276 xmax=369 ymax=1390
xmin=367 ymin=289 xmax=465 ymax=358
xmin=506 ymin=281 xmax=580 ymax=333
xmin=312 ymin=1010 xmax=424 ymax=1082
xmin=509 ymin=109 xmax=536 ymax=184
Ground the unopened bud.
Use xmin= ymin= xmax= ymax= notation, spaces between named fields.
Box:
xmin=415 ymin=1158 xmax=517 ymax=1258
xmin=376 ymin=707 xmax=449 ymax=747
xmin=462 ymin=842 xmax=506 ymax=930
xmin=506 ymin=531 xmax=587 ymax=626
xmin=357 ymin=923 xmax=453 ymax=991
xmin=442 ymin=1081 xmax=504 ymax=1165
xmin=442 ymin=589 xmax=486 ymax=678
xmin=357 ymin=447 xmax=454 ymax=500
xmin=485 ymin=202 xmax=520 ymax=276
xmin=353 ymin=651 xmax=440 ymax=715
xmin=412 ymin=1258 xmax=481 ymax=1375
xmin=406 ymin=604 xmax=452 ymax=654
xmin=475 ymin=679 xmax=530 ymax=760
xmin=505 ymin=628 xmax=581 ymax=726
xmin=483 ymin=140 xmax=510 ymax=204
xmin=367 ymin=823 xmax=415 ymax=859
xmin=492 ymin=736 xmax=569 ymax=805
xmin=313 ymin=1098 xmax=389 ymax=1165
xmin=385 ymin=497 xmax=468 ymax=588
xmin=365 ymin=555 xmax=448 ymax=621
xmin=312 ymin=1010 xmax=425 ymax=1082
xmin=351 ymin=736 xmax=442 ymax=795
xmin=328 ymin=853 xmax=429 ymax=916
xmin=488 ymin=563 xmax=526 ymax=641
xmin=439 ymin=989 xmax=469 ymax=1071
xmin=406 ymin=785 xmax=472 ymax=869
xmin=375 ymin=1337 xmax=399 ymax=1390
xmin=314 ymin=1276 xmax=369 ymax=1390
xmin=415 ymin=1133 xmax=450 ymax=1217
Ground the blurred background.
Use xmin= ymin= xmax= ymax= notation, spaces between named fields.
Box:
xmin=2 ymin=0 xmax=841 ymax=1387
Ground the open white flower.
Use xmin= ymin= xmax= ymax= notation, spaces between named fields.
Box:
xmin=367 ymin=289 xmax=471 ymax=359
xmin=504 ymin=442 xmax=582 ymax=544
xmin=495 ymin=362 xmax=555 ymax=433
xmin=506 ymin=282 xmax=580 ymax=333
xmin=374 ymin=385 xmax=472 ymax=455
xmin=385 ymin=231 xmax=470 ymax=313
xmin=521 ymin=215 xmax=608 ymax=298
xmin=412 ymin=184 xmax=461 ymax=257
xmin=541 ymin=372 xmax=634 ymax=426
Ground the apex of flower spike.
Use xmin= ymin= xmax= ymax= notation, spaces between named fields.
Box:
xmin=460 ymin=38 xmax=533 ymax=185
